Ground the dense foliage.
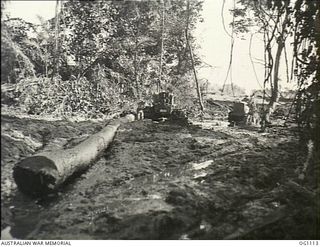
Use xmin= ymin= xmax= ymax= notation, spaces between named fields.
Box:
xmin=1 ymin=0 xmax=204 ymax=116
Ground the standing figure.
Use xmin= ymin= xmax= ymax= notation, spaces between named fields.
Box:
xmin=136 ymin=101 xmax=145 ymax=120
xmin=247 ymin=94 xmax=260 ymax=125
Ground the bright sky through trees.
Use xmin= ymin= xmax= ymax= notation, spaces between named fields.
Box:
xmin=196 ymin=0 xmax=294 ymax=93
xmin=5 ymin=0 xmax=294 ymax=94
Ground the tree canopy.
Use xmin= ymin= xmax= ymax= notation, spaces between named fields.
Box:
xmin=1 ymin=0 xmax=204 ymax=116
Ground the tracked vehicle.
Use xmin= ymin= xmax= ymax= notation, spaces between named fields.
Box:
xmin=228 ymin=101 xmax=249 ymax=126
xmin=142 ymin=92 xmax=188 ymax=123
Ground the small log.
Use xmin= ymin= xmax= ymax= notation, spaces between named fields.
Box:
xmin=13 ymin=114 xmax=135 ymax=196
xmin=285 ymin=180 xmax=316 ymax=202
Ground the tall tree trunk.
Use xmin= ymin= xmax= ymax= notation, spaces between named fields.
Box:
xmin=263 ymin=6 xmax=289 ymax=127
xmin=186 ymin=0 xmax=204 ymax=112
xmin=263 ymin=41 xmax=283 ymax=127
xmin=134 ymin=3 xmax=140 ymax=99
xmin=186 ymin=38 xmax=204 ymax=112
xmin=158 ymin=0 xmax=165 ymax=93
xmin=269 ymin=39 xmax=284 ymax=111
xmin=51 ymin=0 xmax=60 ymax=80
xmin=45 ymin=59 xmax=48 ymax=77
xmin=134 ymin=39 xmax=139 ymax=98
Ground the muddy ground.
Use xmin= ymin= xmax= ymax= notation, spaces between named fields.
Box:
xmin=1 ymin=110 xmax=319 ymax=240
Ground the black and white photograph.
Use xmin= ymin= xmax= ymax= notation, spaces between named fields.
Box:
xmin=1 ymin=0 xmax=319 ymax=241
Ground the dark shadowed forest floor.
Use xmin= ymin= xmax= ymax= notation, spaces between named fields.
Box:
xmin=1 ymin=105 xmax=319 ymax=240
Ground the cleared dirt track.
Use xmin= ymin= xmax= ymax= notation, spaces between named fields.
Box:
xmin=1 ymin=115 xmax=317 ymax=239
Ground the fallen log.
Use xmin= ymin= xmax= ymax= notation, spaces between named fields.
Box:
xmin=224 ymin=206 xmax=290 ymax=240
xmin=13 ymin=114 xmax=135 ymax=196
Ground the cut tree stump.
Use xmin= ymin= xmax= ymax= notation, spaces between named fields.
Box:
xmin=13 ymin=114 xmax=135 ymax=196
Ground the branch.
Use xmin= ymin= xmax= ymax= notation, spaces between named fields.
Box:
xmin=221 ymin=0 xmax=232 ymax=38
xmin=224 ymin=206 xmax=290 ymax=240
xmin=249 ymin=33 xmax=270 ymax=96
xmin=264 ymin=30 xmax=274 ymax=91
xmin=296 ymin=56 xmax=313 ymax=66
xmin=222 ymin=0 xmax=236 ymax=96
xmin=284 ymin=42 xmax=290 ymax=84
xmin=253 ymin=0 xmax=281 ymax=53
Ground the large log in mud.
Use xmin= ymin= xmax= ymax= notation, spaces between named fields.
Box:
xmin=13 ymin=115 xmax=135 ymax=196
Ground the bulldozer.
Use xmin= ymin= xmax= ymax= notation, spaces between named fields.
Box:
xmin=228 ymin=101 xmax=250 ymax=126
xmin=140 ymin=92 xmax=188 ymax=123
xmin=228 ymin=99 xmax=261 ymax=126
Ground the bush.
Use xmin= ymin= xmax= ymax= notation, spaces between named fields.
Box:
xmin=13 ymin=75 xmax=125 ymax=118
